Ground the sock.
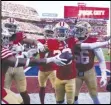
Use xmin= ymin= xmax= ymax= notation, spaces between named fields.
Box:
xmin=39 ymin=87 xmax=45 ymax=104
xmin=56 ymin=100 xmax=65 ymax=104
xmin=74 ymin=96 xmax=79 ymax=104
xmin=91 ymin=96 xmax=100 ymax=104
xmin=20 ymin=91 xmax=30 ymax=104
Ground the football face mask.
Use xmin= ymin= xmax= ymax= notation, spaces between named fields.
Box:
xmin=73 ymin=21 xmax=92 ymax=40
xmin=55 ymin=27 xmax=69 ymax=41
xmin=54 ymin=22 xmax=70 ymax=41
xmin=44 ymin=30 xmax=54 ymax=39
xmin=44 ymin=25 xmax=54 ymax=39
xmin=73 ymin=26 xmax=87 ymax=38
xmin=1 ymin=26 xmax=12 ymax=46
xmin=4 ymin=23 xmax=17 ymax=35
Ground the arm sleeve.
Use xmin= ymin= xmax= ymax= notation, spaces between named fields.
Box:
xmin=81 ymin=41 xmax=109 ymax=50
xmin=3 ymin=56 xmax=47 ymax=67
xmin=94 ymin=48 xmax=107 ymax=71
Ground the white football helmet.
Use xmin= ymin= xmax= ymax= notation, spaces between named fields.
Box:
xmin=73 ymin=21 xmax=92 ymax=39
xmin=43 ymin=25 xmax=54 ymax=39
xmin=4 ymin=22 xmax=18 ymax=35
xmin=2 ymin=24 xmax=12 ymax=46
xmin=53 ymin=21 xmax=70 ymax=41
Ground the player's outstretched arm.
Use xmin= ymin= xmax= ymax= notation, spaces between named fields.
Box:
xmin=81 ymin=40 xmax=110 ymax=50
xmin=3 ymin=54 xmax=67 ymax=68
xmin=94 ymin=48 xmax=107 ymax=87
xmin=23 ymin=38 xmax=38 ymax=45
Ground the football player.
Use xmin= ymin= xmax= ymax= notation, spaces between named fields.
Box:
xmin=73 ymin=21 xmax=108 ymax=104
xmin=3 ymin=22 xmax=54 ymax=104
xmin=52 ymin=21 xmax=110 ymax=104
xmin=37 ymin=25 xmax=57 ymax=104
xmin=1 ymin=26 xmax=67 ymax=104
xmin=4 ymin=22 xmax=36 ymax=104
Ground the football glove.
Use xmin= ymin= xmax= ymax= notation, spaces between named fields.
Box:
xmin=100 ymin=71 xmax=107 ymax=87
xmin=46 ymin=53 xmax=67 ymax=66
xmin=37 ymin=42 xmax=46 ymax=53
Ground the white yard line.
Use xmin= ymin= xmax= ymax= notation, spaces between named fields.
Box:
xmin=17 ymin=92 xmax=110 ymax=104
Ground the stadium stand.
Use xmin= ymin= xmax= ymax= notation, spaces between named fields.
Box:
xmin=2 ymin=1 xmax=108 ymax=39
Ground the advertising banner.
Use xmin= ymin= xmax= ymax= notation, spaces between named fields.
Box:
xmin=64 ymin=6 xmax=109 ymax=19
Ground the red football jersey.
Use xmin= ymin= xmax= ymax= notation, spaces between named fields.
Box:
xmin=55 ymin=38 xmax=78 ymax=80
xmin=39 ymin=37 xmax=78 ymax=80
xmin=13 ymin=32 xmax=26 ymax=44
xmin=38 ymin=39 xmax=58 ymax=72
xmin=74 ymin=37 xmax=98 ymax=72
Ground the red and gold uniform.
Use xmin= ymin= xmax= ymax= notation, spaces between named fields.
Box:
xmin=53 ymin=37 xmax=78 ymax=104
xmin=38 ymin=39 xmax=57 ymax=88
xmin=13 ymin=32 xmax=26 ymax=44
xmin=39 ymin=37 xmax=78 ymax=104
xmin=4 ymin=32 xmax=27 ymax=93
xmin=1 ymin=47 xmax=23 ymax=104
xmin=74 ymin=37 xmax=98 ymax=97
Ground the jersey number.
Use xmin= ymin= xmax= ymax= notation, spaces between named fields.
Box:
xmin=75 ymin=50 xmax=89 ymax=64
xmin=53 ymin=48 xmax=72 ymax=55
xmin=54 ymin=48 xmax=72 ymax=64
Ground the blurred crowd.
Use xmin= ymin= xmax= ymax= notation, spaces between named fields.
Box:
xmin=2 ymin=1 xmax=40 ymax=21
xmin=2 ymin=1 xmax=108 ymax=39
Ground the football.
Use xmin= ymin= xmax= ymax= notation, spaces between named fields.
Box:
xmin=59 ymin=51 xmax=73 ymax=64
